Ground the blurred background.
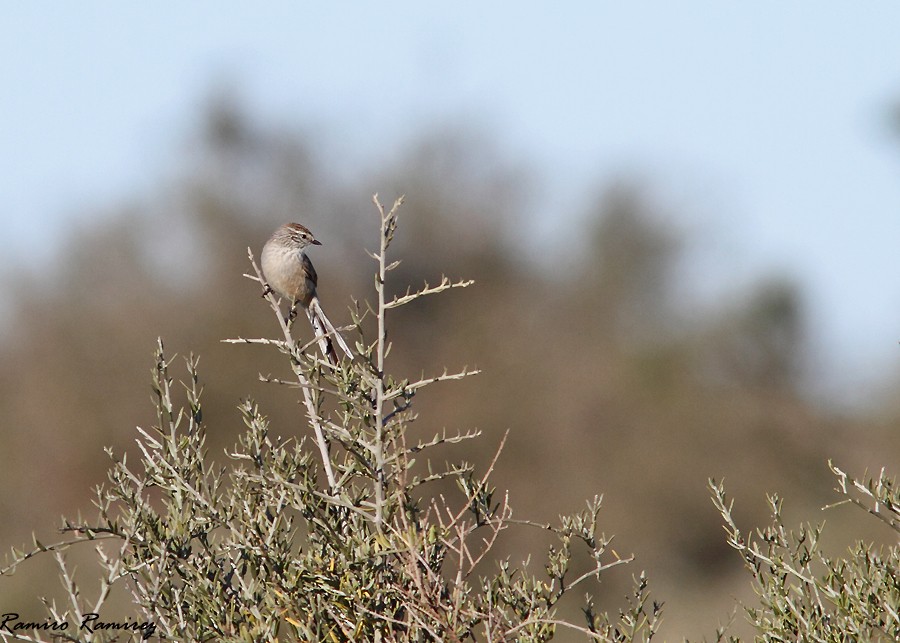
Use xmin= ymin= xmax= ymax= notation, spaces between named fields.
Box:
xmin=3 ymin=3 xmax=900 ymax=639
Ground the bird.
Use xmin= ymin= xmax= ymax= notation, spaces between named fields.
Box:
xmin=260 ymin=223 xmax=352 ymax=365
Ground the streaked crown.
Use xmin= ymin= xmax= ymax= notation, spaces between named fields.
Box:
xmin=273 ymin=222 xmax=322 ymax=249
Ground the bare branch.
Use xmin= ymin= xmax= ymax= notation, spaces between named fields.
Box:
xmin=385 ymin=275 xmax=475 ymax=310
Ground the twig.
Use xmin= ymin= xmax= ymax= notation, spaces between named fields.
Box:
xmin=383 ymin=367 xmax=480 ymax=402
xmin=385 ymin=276 xmax=474 ymax=309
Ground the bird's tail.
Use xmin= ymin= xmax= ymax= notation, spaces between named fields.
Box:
xmin=307 ymin=297 xmax=353 ymax=366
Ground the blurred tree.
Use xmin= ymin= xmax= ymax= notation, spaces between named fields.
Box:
xmin=580 ymin=183 xmax=680 ymax=345
xmin=702 ymin=277 xmax=805 ymax=392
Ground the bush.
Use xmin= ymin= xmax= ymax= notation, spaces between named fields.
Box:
xmin=710 ymin=463 xmax=900 ymax=641
xmin=1 ymin=197 xmax=659 ymax=642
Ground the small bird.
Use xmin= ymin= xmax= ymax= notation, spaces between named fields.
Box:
xmin=261 ymin=223 xmax=352 ymax=365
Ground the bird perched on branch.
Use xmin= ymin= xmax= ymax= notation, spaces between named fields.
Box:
xmin=261 ymin=223 xmax=352 ymax=365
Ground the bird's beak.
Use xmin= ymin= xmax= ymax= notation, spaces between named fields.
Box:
xmin=312 ymin=239 xmax=322 ymax=246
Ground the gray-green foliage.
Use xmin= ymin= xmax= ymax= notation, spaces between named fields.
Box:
xmin=1 ymin=197 xmax=660 ymax=642
xmin=710 ymin=463 xmax=900 ymax=642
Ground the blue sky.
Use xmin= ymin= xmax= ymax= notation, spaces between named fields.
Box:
xmin=3 ymin=4 xmax=900 ymax=404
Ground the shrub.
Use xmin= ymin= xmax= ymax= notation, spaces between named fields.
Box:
xmin=1 ymin=196 xmax=659 ymax=642
xmin=710 ymin=463 xmax=900 ymax=641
